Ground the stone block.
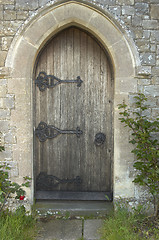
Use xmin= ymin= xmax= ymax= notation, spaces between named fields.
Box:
xmin=0 ymin=98 xmax=8 ymax=109
xmin=3 ymin=20 xmax=23 ymax=35
xmin=4 ymin=10 xmax=16 ymax=20
xmin=150 ymin=44 xmax=156 ymax=52
xmin=84 ymin=219 xmax=104 ymax=240
xmin=53 ymin=3 xmax=95 ymax=30
xmin=132 ymin=16 xmax=142 ymax=27
xmin=122 ymin=6 xmax=134 ymax=15
xmin=121 ymin=15 xmax=132 ymax=24
xmin=8 ymin=161 xmax=19 ymax=177
xmin=109 ymin=40 xmax=134 ymax=78
xmin=0 ymin=146 xmax=12 ymax=160
xmin=0 ymin=21 xmax=3 ymax=35
xmin=143 ymin=30 xmax=151 ymax=39
xmin=134 ymin=28 xmax=143 ymax=38
xmin=0 ymin=85 xmax=7 ymax=97
xmin=138 ymin=78 xmax=151 ymax=85
xmin=152 ymin=66 xmax=159 ymax=75
xmin=150 ymin=0 xmax=159 ymax=2
xmin=2 ymin=36 xmax=13 ymax=50
xmin=135 ymin=3 xmax=149 ymax=16
xmin=39 ymin=0 xmax=49 ymax=7
xmin=9 ymin=38 xmax=37 ymax=78
xmin=157 ymin=45 xmax=159 ymax=55
xmin=0 ymin=79 xmax=7 ymax=85
xmin=10 ymin=109 xmax=28 ymax=126
xmin=19 ymin=155 xmax=32 ymax=178
xmin=146 ymin=96 xmax=157 ymax=107
xmin=4 ymin=131 xmax=16 ymax=144
xmin=8 ymin=78 xmax=29 ymax=94
xmin=15 ymin=0 xmax=38 ymax=10
xmin=152 ymin=76 xmax=159 ymax=84
xmin=143 ymin=20 xmax=159 ymax=29
xmin=109 ymin=6 xmax=121 ymax=18
xmin=16 ymin=10 xmax=28 ymax=20
xmin=0 ymin=51 xmax=7 ymax=66
xmin=0 ymin=109 xmax=10 ymax=119
xmin=0 ymin=120 xmax=9 ymax=131
xmin=0 ymin=8 xmax=3 ymax=20
xmin=143 ymin=15 xmax=150 ymax=20
xmin=152 ymin=108 xmax=159 ymax=117
xmin=150 ymin=4 xmax=159 ymax=19
xmin=5 ymin=95 xmax=15 ymax=109
xmin=90 ymin=11 xmax=129 ymax=47
xmin=0 ymin=67 xmax=10 ymax=78
xmin=114 ymin=180 xmax=135 ymax=198
xmin=136 ymin=40 xmax=150 ymax=52
xmin=115 ymin=77 xmax=137 ymax=94
xmin=23 ymin=11 xmax=57 ymax=46
xmin=151 ymin=30 xmax=159 ymax=41
xmin=144 ymin=85 xmax=159 ymax=97
xmin=141 ymin=52 xmax=156 ymax=66
xmin=137 ymin=66 xmax=151 ymax=75
xmin=4 ymin=4 xmax=14 ymax=10
xmin=0 ymin=98 xmax=3 ymax=108
xmin=0 ymin=0 xmax=14 ymax=4
xmin=116 ymin=0 xmax=134 ymax=5
xmin=97 ymin=0 xmax=116 ymax=5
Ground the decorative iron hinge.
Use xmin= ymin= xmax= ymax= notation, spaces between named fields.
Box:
xmin=36 ymin=172 xmax=82 ymax=190
xmin=35 ymin=72 xmax=83 ymax=91
xmin=35 ymin=121 xmax=83 ymax=142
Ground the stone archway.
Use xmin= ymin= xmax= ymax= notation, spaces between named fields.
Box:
xmin=5 ymin=1 xmax=139 ymax=203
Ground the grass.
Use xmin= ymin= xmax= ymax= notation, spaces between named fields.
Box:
xmin=100 ymin=205 xmax=159 ymax=240
xmin=0 ymin=206 xmax=37 ymax=240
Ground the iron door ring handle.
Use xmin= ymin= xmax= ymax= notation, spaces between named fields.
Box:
xmin=94 ymin=132 xmax=106 ymax=146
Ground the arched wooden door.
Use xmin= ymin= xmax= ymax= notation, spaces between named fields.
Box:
xmin=34 ymin=27 xmax=113 ymax=200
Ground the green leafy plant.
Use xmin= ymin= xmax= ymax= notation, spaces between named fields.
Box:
xmin=0 ymin=164 xmax=31 ymax=212
xmin=118 ymin=93 xmax=159 ymax=216
xmin=0 ymin=138 xmax=31 ymax=212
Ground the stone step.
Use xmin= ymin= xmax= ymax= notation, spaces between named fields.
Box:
xmin=36 ymin=200 xmax=113 ymax=217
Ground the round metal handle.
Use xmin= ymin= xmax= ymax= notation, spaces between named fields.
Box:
xmin=94 ymin=132 xmax=106 ymax=146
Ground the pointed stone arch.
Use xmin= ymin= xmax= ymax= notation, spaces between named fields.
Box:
xmin=5 ymin=1 xmax=139 ymax=202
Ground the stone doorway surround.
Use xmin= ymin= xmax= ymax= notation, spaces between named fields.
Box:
xmin=5 ymin=0 xmax=140 ymax=204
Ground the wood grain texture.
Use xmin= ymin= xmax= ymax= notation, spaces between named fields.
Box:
xmin=34 ymin=27 xmax=113 ymax=195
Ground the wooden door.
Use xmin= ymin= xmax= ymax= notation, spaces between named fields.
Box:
xmin=34 ymin=27 xmax=113 ymax=200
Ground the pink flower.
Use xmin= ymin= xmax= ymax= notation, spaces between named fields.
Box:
xmin=19 ymin=195 xmax=25 ymax=200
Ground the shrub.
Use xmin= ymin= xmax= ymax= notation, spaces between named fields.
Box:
xmin=0 ymin=136 xmax=31 ymax=212
xmin=118 ymin=93 xmax=159 ymax=216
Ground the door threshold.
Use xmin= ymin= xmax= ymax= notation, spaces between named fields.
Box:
xmin=35 ymin=200 xmax=113 ymax=217
xmin=35 ymin=191 xmax=112 ymax=201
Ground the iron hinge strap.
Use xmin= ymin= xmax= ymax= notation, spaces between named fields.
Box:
xmin=35 ymin=72 xmax=83 ymax=91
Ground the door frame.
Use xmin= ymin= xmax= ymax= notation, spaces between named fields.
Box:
xmin=5 ymin=1 xmax=139 ymax=204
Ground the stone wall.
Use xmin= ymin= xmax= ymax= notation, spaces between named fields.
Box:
xmin=0 ymin=0 xmax=159 ymax=209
